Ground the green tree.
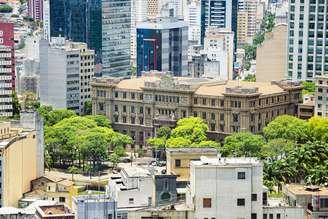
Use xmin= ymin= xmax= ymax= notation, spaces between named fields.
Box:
xmin=301 ymin=81 xmax=315 ymax=95
xmin=223 ymin=132 xmax=265 ymax=157
xmin=81 ymin=127 xmax=111 ymax=169
xmin=307 ymin=116 xmax=328 ymax=142
xmin=157 ymin=126 xmax=171 ymax=139
xmin=114 ymin=145 xmax=126 ymax=157
xmin=83 ymin=100 xmax=92 ymax=115
xmin=263 ymin=115 xmax=309 ymax=143
xmin=147 ymin=137 xmax=166 ymax=149
xmin=166 ymin=137 xmax=192 ymax=148
xmin=12 ymin=91 xmax=21 ymax=118
xmin=109 ymin=153 xmax=120 ymax=169
xmin=85 ymin=115 xmax=111 ymax=127
xmin=261 ymin=138 xmax=294 ymax=160
xmin=243 ymin=74 xmax=256 ymax=82
xmin=68 ymin=166 xmax=79 ymax=182
xmin=0 ymin=5 xmax=13 ymax=13
xmin=39 ymin=107 xmax=76 ymax=126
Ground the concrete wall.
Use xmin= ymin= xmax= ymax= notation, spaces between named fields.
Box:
xmin=3 ymin=131 xmax=38 ymax=207
xmin=256 ymin=24 xmax=288 ymax=82
xmin=263 ymin=206 xmax=305 ymax=219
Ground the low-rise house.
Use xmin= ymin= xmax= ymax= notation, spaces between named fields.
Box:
xmin=23 ymin=175 xmax=74 ymax=207
xmin=283 ymin=184 xmax=328 ymax=219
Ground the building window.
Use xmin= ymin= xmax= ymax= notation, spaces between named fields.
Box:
xmin=147 ymin=108 xmax=151 ymax=115
xmin=139 ymin=107 xmax=143 ymax=114
xmin=175 ymin=159 xmax=181 ymax=167
xmin=131 ymin=117 xmax=135 ymax=124
xmin=269 ymin=214 xmax=273 ymax=219
xmin=220 ymin=100 xmax=224 ymax=107
xmin=194 ymin=98 xmax=198 ymax=104
xmin=237 ymin=198 xmax=245 ymax=206
xmin=203 ymin=198 xmax=212 ymax=208
xmin=251 ymin=213 xmax=257 ymax=219
xmin=237 ymin=172 xmax=246 ymax=179
xmin=193 ymin=111 xmax=197 ymax=117
xmin=115 ymin=92 xmax=118 ymax=98
xmin=123 ymin=105 xmax=127 ymax=113
xmin=211 ymin=113 xmax=215 ymax=120
xmin=263 ymin=214 xmax=267 ymax=219
xmin=123 ymin=92 xmax=127 ymax=99
xmin=129 ymin=198 xmax=134 ymax=204
xmin=131 ymin=106 xmax=135 ymax=113
xmin=114 ymin=116 xmax=118 ymax=122
xmin=251 ymin=194 xmax=257 ymax=201
xmin=211 ymin=99 xmax=216 ymax=106
xmin=320 ymin=198 xmax=328 ymax=208
xmin=59 ymin=197 xmax=66 ymax=203
xmin=276 ymin=214 xmax=281 ymax=219
xmin=122 ymin=116 xmax=127 ymax=123
xmin=139 ymin=118 xmax=144 ymax=124
xmin=114 ymin=105 xmax=118 ymax=112
xmin=210 ymin=123 xmax=215 ymax=131
xmin=202 ymin=98 xmax=207 ymax=105
xmin=202 ymin=112 xmax=206 ymax=119
xmin=131 ymin=93 xmax=135 ymax=99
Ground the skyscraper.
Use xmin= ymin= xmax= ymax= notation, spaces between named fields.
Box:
xmin=287 ymin=0 xmax=328 ymax=81
xmin=28 ymin=0 xmax=43 ymax=20
xmin=136 ymin=18 xmax=188 ymax=76
xmin=237 ymin=0 xmax=258 ymax=47
xmin=0 ymin=22 xmax=15 ymax=117
xmin=102 ymin=0 xmax=131 ymax=76
xmin=44 ymin=0 xmax=102 ymax=60
xmin=200 ymin=0 xmax=238 ymax=47
xmin=186 ymin=0 xmax=201 ymax=44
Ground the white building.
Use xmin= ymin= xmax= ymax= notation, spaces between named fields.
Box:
xmin=203 ymin=27 xmax=234 ymax=80
xmin=186 ymin=156 xmax=304 ymax=219
xmin=187 ymin=157 xmax=263 ymax=219
xmin=108 ymin=166 xmax=153 ymax=210
xmin=42 ymin=0 xmax=50 ymax=40
xmin=39 ymin=37 xmax=94 ymax=114
xmin=185 ymin=0 xmax=201 ymax=44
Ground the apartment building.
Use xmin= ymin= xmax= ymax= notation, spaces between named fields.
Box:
xmin=237 ymin=0 xmax=258 ymax=47
xmin=28 ymin=0 xmax=43 ymax=21
xmin=287 ymin=0 xmax=328 ymax=81
xmin=186 ymin=0 xmax=201 ymax=44
xmin=92 ymin=73 xmax=302 ymax=147
xmin=0 ymin=22 xmax=15 ymax=117
xmin=39 ymin=37 xmax=95 ymax=114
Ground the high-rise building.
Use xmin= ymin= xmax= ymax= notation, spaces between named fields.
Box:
xmin=102 ymin=0 xmax=131 ymax=76
xmin=136 ymin=18 xmax=188 ymax=76
xmin=287 ymin=0 xmax=328 ymax=81
xmin=0 ymin=22 xmax=15 ymax=117
xmin=28 ymin=0 xmax=43 ymax=20
xmin=186 ymin=0 xmax=201 ymax=44
xmin=44 ymin=0 xmax=102 ymax=60
xmin=39 ymin=38 xmax=95 ymax=114
xmin=200 ymin=0 xmax=238 ymax=47
xmin=315 ymin=75 xmax=328 ymax=118
xmin=237 ymin=0 xmax=258 ymax=47
xmin=256 ymin=24 xmax=288 ymax=82
xmin=203 ymin=27 xmax=234 ymax=79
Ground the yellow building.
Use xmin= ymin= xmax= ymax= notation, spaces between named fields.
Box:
xmin=0 ymin=121 xmax=41 ymax=207
xmin=166 ymin=148 xmax=218 ymax=182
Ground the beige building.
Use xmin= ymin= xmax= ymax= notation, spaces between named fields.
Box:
xmin=92 ymin=73 xmax=302 ymax=148
xmin=0 ymin=121 xmax=43 ymax=207
xmin=237 ymin=0 xmax=258 ymax=47
xmin=23 ymin=175 xmax=74 ymax=207
xmin=298 ymin=95 xmax=314 ymax=120
xmin=166 ymin=148 xmax=218 ymax=182
xmin=283 ymin=184 xmax=328 ymax=219
xmin=256 ymin=24 xmax=288 ymax=82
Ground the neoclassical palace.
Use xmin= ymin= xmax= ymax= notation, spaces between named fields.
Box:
xmin=92 ymin=72 xmax=302 ymax=148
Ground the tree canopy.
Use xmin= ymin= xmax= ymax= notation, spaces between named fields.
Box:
xmin=263 ymin=115 xmax=309 ymax=143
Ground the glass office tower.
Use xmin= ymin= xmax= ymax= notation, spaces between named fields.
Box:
xmin=102 ymin=0 xmax=131 ymax=77
xmin=48 ymin=0 xmax=102 ymax=59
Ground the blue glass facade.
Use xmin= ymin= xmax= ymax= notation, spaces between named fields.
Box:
xmin=136 ymin=22 xmax=188 ymax=77
xmin=137 ymin=29 xmax=162 ymax=75
xmin=102 ymin=0 xmax=131 ymax=77
xmin=49 ymin=0 xmax=102 ymax=60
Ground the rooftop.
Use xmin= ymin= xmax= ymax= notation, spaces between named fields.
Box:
xmin=92 ymin=74 xmax=299 ymax=97
xmin=122 ymin=166 xmax=152 ymax=178
xmin=284 ymin=184 xmax=328 ymax=196
xmin=191 ymin=156 xmax=262 ymax=167
xmin=137 ymin=17 xmax=188 ymax=30
xmin=36 ymin=204 xmax=74 ymax=217
xmin=166 ymin=147 xmax=218 ymax=154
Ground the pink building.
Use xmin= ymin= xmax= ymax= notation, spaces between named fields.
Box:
xmin=28 ymin=0 xmax=43 ymax=20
